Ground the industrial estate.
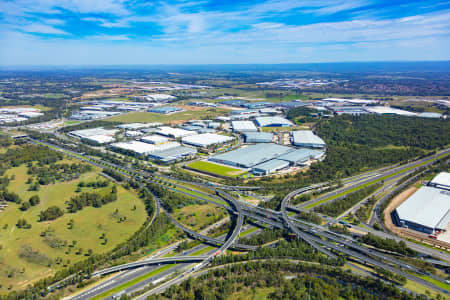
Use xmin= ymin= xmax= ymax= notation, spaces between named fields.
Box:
xmin=0 ymin=65 xmax=449 ymax=300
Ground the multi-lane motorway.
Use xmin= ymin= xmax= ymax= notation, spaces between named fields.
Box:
xmin=30 ymin=137 xmax=450 ymax=298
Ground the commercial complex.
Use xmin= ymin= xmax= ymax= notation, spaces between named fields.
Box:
xmin=251 ymin=159 xmax=290 ymax=176
xmin=231 ymin=121 xmax=257 ymax=132
xmin=254 ymin=116 xmax=293 ymax=127
xmin=209 ymin=143 xmax=293 ymax=168
xmin=291 ymin=131 xmax=326 ymax=148
xmin=69 ymin=127 xmax=118 ymax=144
xmin=181 ymin=133 xmax=234 ymax=148
xmin=148 ymin=106 xmax=183 ymax=114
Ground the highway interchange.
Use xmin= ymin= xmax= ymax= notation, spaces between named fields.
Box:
xmin=29 ymin=137 xmax=450 ymax=299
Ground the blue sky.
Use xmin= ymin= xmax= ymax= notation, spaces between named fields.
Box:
xmin=0 ymin=0 xmax=449 ymax=65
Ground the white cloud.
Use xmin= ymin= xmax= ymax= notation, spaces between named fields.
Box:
xmin=22 ymin=23 xmax=69 ymax=35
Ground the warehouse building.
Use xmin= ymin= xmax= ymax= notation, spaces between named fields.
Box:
xmin=141 ymin=135 xmax=169 ymax=145
xmin=231 ymin=121 xmax=257 ymax=132
xmin=278 ymin=149 xmax=325 ymax=166
xmin=125 ymin=130 xmax=143 ymax=137
xmin=149 ymin=146 xmax=197 ymax=163
xmin=243 ymin=132 xmax=274 ymax=143
xmin=254 ymin=116 xmax=294 ymax=127
xmin=291 ymin=131 xmax=326 ymax=148
xmin=209 ymin=143 xmax=293 ymax=168
xmin=251 ymin=159 xmax=290 ymax=176
xmin=428 ymin=172 xmax=450 ymax=190
xmin=148 ymin=106 xmax=183 ymax=114
xmin=182 ymin=133 xmax=234 ymax=148
xmin=418 ymin=112 xmax=442 ymax=119
xmin=69 ymin=127 xmax=118 ymax=144
xmin=110 ymin=141 xmax=158 ymax=156
xmin=156 ymin=126 xmax=197 ymax=138
xmin=393 ymin=186 xmax=450 ymax=234
xmin=116 ymin=123 xmax=162 ymax=130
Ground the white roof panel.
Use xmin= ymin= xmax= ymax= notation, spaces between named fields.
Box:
xmin=396 ymin=186 xmax=450 ymax=229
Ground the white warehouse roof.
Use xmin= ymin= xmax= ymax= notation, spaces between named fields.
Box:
xmin=254 ymin=116 xmax=294 ymax=127
xmin=231 ymin=121 xmax=257 ymax=132
xmin=430 ymin=172 xmax=450 ymax=190
xmin=157 ymin=126 xmax=197 ymax=138
xmin=396 ymin=186 xmax=450 ymax=230
xmin=141 ymin=135 xmax=169 ymax=144
xmin=111 ymin=141 xmax=158 ymax=155
xmin=182 ymin=133 xmax=234 ymax=147
xmin=291 ymin=130 xmax=325 ymax=148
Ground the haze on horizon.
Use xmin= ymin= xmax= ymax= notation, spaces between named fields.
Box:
xmin=0 ymin=0 xmax=449 ymax=66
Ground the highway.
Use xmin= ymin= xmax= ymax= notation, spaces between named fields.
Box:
xmin=30 ymin=137 xmax=450 ymax=298
xmin=298 ymin=148 xmax=450 ymax=210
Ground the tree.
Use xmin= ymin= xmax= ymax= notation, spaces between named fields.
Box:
xmin=29 ymin=195 xmax=40 ymax=206
xmin=38 ymin=206 xmax=64 ymax=221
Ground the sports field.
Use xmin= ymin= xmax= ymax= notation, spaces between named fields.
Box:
xmin=185 ymin=161 xmax=247 ymax=178
xmin=0 ymin=163 xmax=147 ymax=293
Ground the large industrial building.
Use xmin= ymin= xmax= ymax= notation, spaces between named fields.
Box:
xmin=291 ymin=130 xmax=326 ymax=148
xmin=69 ymin=127 xmax=118 ymax=144
xmin=428 ymin=172 xmax=450 ymax=190
xmin=393 ymin=172 xmax=450 ymax=235
xmin=393 ymin=186 xmax=450 ymax=234
xmin=278 ymin=149 xmax=325 ymax=166
xmin=243 ymin=132 xmax=274 ymax=143
xmin=209 ymin=143 xmax=293 ymax=168
xmin=148 ymin=106 xmax=183 ymax=114
xmin=251 ymin=159 xmax=290 ymax=176
xmin=254 ymin=116 xmax=293 ymax=127
xmin=141 ymin=135 xmax=169 ymax=145
xmin=181 ymin=133 xmax=234 ymax=148
xmin=149 ymin=146 xmax=197 ymax=163
xmin=231 ymin=121 xmax=257 ymax=132
xmin=156 ymin=126 xmax=197 ymax=138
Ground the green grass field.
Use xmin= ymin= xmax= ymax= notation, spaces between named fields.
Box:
xmin=106 ymin=108 xmax=230 ymax=124
xmin=0 ymin=163 xmax=147 ymax=293
xmin=186 ymin=161 xmax=247 ymax=178
xmin=174 ymin=204 xmax=226 ymax=232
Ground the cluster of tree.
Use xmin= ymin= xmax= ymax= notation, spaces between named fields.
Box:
xmin=20 ymin=195 xmax=40 ymax=211
xmin=78 ymin=179 xmax=109 ymax=189
xmin=295 ymin=211 xmax=323 ymax=225
xmin=16 ymin=219 xmax=32 ymax=229
xmin=27 ymin=162 xmax=92 ymax=185
xmin=291 ymin=193 xmax=312 ymax=206
xmin=361 ymin=233 xmax=417 ymax=256
xmin=355 ymin=195 xmax=377 ymax=222
xmin=147 ymin=182 xmax=205 ymax=213
xmin=66 ymin=187 xmax=117 ymax=213
xmin=238 ymin=228 xmax=286 ymax=246
xmin=314 ymin=183 xmax=382 ymax=217
xmin=39 ymin=206 xmax=64 ymax=221
xmin=374 ymin=266 xmax=407 ymax=285
xmin=317 ymin=114 xmax=450 ymax=150
xmin=0 ymin=176 xmax=10 ymax=189
xmin=102 ymin=168 xmax=126 ymax=182
xmin=329 ymin=224 xmax=351 ymax=235
xmin=212 ymin=239 xmax=344 ymax=267
xmin=0 ymin=145 xmax=63 ymax=175
xmin=0 ymin=190 xmax=21 ymax=204
xmin=0 ymin=134 xmax=13 ymax=147
xmin=150 ymin=260 xmax=423 ymax=300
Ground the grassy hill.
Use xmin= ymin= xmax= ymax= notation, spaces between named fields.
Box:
xmin=0 ymin=162 xmax=147 ymax=293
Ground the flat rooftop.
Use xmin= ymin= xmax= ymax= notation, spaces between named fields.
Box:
xmin=291 ymin=130 xmax=325 ymax=147
xmin=182 ymin=133 xmax=234 ymax=147
xmin=396 ymin=186 xmax=450 ymax=230
xmin=209 ymin=143 xmax=293 ymax=168
xmin=231 ymin=121 xmax=257 ymax=132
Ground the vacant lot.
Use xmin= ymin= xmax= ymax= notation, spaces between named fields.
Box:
xmin=106 ymin=107 xmax=230 ymax=124
xmin=0 ymin=164 xmax=146 ymax=293
xmin=186 ymin=161 xmax=247 ymax=178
